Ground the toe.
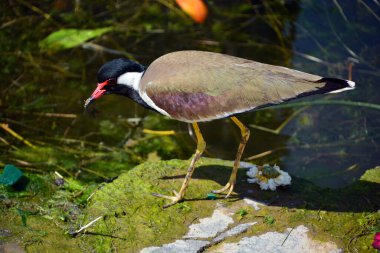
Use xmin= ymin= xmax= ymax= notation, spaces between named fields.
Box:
xmin=212 ymin=183 xmax=231 ymax=194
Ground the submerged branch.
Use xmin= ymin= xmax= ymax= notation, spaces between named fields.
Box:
xmin=70 ymin=216 xmax=103 ymax=237
xmin=262 ymin=100 xmax=380 ymax=111
xmin=0 ymin=123 xmax=36 ymax=148
xmin=142 ymin=129 xmax=176 ymax=136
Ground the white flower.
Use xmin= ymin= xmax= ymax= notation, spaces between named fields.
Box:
xmin=245 ymin=163 xmax=291 ymax=191
xmin=246 ymin=165 xmax=258 ymax=178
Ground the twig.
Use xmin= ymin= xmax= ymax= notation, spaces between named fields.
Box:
xmin=358 ymin=0 xmax=380 ymax=22
xmin=82 ymin=42 xmax=130 ymax=57
xmin=6 ymin=111 xmax=77 ymax=119
xmin=249 ymin=124 xmax=279 ymax=134
xmin=15 ymin=0 xmax=54 ymax=22
xmin=157 ymin=0 xmax=189 ymax=21
xmin=324 ymin=4 xmax=360 ymax=60
xmin=245 ymin=147 xmax=286 ymax=161
xmin=71 ymin=216 xmax=103 ymax=237
xmin=34 ymin=112 xmax=77 ymax=118
xmin=0 ymin=123 xmax=36 ymax=148
xmin=79 ymin=167 xmax=108 ymax=179
xmin=281 ymin=227 xmax=294 ymax=246
xmin=54 ymin=171 xmax=64 ymax=179
xmin=143 ymin=129 xmax=176 ymax=136
xmin=249 ymin=108 xmax=307 ymax=135
xmin=332 ymin=0 xmax=349 ymax=22
xmin=245 ymin=138 xmax=378 ymax=161
xmin=294 ymin=51 xmax=334 ymax=67
xmin=0 ymin=136 xmax=18 ymax=150
xmin=261 ymin=100 xmax=380 ymax=111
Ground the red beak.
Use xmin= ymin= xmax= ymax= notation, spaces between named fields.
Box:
xmin=84 ymin=81 xmax=108 ymax=109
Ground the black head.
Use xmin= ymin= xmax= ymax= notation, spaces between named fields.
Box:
xmin=84 ymin=58 xmax=147 ymax=110
xmin=97 ymin=58 xmax=146 ymax=83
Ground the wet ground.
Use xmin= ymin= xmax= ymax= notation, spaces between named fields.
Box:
xmin=0 ymin=0 xmax=379 ymax=252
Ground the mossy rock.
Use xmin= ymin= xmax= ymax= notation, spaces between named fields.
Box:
xmin=78 ymin=158 xmax=236 ymax=252
xmin=1 ymin=158 xmax=378 ymax=252
xmin=360 ymin=166 xmax=380 ymax=183
xmin=77 ymin=160 xmax=379 ymax=252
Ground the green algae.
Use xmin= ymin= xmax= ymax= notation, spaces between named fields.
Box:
xmin=76 ymin=158 xmax=379 ymax=252
xmin=78 ymin=158 xmax=235 ymax=252
xmin=1 ymin=212 xmax=79 ymax=252
xmin=0 ymin=158 xmax=378 ymax=252
xmin=360 ymin=166 xmax=380 ymax=184
xmin=10 ymin=145 xmax=136 ymax=181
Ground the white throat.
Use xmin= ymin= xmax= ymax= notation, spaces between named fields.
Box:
xmin=117 ymin=72 xmax=144 ymax=91
xmin=117 ymin=70 xmax=171 ymax=117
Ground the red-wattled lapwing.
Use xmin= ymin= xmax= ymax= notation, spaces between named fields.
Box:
xmin=85 ymin=50 xmax=355 ymax=208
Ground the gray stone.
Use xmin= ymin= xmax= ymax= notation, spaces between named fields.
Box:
xmin=184 ymin=209 xmax=234 ymax=239
xmin=210 ymin=225 xmax=341 ymax=253
xmin=140 ymin=240 xmax=209 ymax=253
xmin=212 ymin=222 xmax=257 ymax=243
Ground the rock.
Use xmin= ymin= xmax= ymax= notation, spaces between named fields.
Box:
xmin=78 ymin=158 xmax=237 ymax=252
xmin=141 ymin=240 xmax=209 ymax=253
xmin=212 ymin=222 xmax=257 ymax=243
xmin=76 ymin=158 xmax=374 ymax=252
xmin=243 ymin=198 xmax=264 ymax=210
xmin=360 ymin=166 xmax=380 ymax=183
xmin=0 ymin=242 xmax=26 ymax=253
xmin=184 ymin=209 xmax=233 ymax=238
xmin=210 ymin=225 xmax=341 ymax=253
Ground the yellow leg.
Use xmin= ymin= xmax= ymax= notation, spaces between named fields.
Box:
xmin=152 ymin=122 xmax=206 ymax=208
xmin=212 ymin=116 xmax=250 ymax=198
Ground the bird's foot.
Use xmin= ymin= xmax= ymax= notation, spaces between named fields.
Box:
xmin=212 ymin=182 xmax=235 ymax=198
xmin=152 ymin=190 xmax=184 ymax=208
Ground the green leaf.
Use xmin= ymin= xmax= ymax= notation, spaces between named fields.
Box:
xmin=264 ymin=215 xmax=276 ymax=225
xmin=17 ymin=209 xmax=28 ymax=226
xmin=39 ymin=27 xmax=113 ymax=51
xmin=0 ymin=164 xmax=23 ymax=186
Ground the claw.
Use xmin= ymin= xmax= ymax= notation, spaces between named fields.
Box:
xmin=152 ymin=191 xmax=183 ymax=208
xmin=212 ymin=182 xmax=235 ymax=198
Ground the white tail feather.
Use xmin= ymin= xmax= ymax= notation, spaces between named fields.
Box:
xmin=328 ymin=80 xmax=355 ymax=94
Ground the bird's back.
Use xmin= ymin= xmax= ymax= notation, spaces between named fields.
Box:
xmin=139 ymin=51 xmax=326 ymax=122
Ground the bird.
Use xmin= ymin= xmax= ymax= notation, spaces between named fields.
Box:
xmin=85 ymin=50 xmax=355 ymax=208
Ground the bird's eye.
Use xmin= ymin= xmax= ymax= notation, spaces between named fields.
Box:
xmin=106 ymin=78 xmax=117 ymax=85
xmin=104 ymin=79 xmax=117 ymax=90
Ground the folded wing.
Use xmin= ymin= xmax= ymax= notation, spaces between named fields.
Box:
xmin=139 ymin=51 xmax=327 ymax=122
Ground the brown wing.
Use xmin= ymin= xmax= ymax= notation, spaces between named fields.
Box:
xmin=139 ymin=51 xmax=323 ymax=122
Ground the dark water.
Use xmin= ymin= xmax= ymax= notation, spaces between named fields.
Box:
xmin=1 ymin=0 xmax=379 ymax=188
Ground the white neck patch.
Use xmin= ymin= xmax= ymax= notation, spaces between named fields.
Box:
xmin=117 ymin=71 xmax=171 ymax=117
xmin=117 ymin=72 xmax=144 ymax=91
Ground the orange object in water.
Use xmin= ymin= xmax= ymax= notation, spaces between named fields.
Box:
xmin=176 ymin=0 xmax=208 ymax=23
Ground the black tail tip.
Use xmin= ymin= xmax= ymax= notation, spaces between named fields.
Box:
xmin=319 ymin=78 xmax=355 ymax=94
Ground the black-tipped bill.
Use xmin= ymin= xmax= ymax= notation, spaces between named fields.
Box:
xmin=84 ymin=81 xmax=108 ymax=110
xmin=84 ymin=96 xmax=95 ymax=110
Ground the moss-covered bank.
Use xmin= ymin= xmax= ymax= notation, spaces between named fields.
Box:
xmin=1 ymin=159 xmax=379 ymax=252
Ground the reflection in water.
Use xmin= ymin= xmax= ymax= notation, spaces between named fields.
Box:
xmin=1 ymin=0 xmax=379 ymax=189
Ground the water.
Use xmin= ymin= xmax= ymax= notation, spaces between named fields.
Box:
xmin=1 ymin=0 xmax=379 ymax=188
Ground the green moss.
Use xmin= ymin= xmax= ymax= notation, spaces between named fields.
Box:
xmin=0 ymin=212 xmax=79 ymax=252
xmin=78 ymin=158 xmax=235 ymax=252
xmin=360 ymin=166 xmax=380 ymax=183
xmin=1 ymin=158 xmax=378 ymax=252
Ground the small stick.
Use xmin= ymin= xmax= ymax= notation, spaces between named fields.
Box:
xmin=249 ymin=108 xmax=306 ymax=135
xmin=0 ymin=123 xmax=36 ymax=149
xmin=0 ymin=136 xmax=18 ymax=150
xmin=281 ymin=227 xmax=294 ymax=246
xmin=265 ymin=100 xmax=380 ymax=111
xmin=54 ymin=171 xmax=64 ymax=179
xmin=5 ymin=111 xmax=77 ymax=119
xmin=143 ymin=129 xmax=176 ymax=136
xmin=33 ymin=112 xmax=77 ymax=118
xmin=245 ymin=149 xmax=275 ymax=160
xmin=71 ymin=216 xmax=103 ymax=236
